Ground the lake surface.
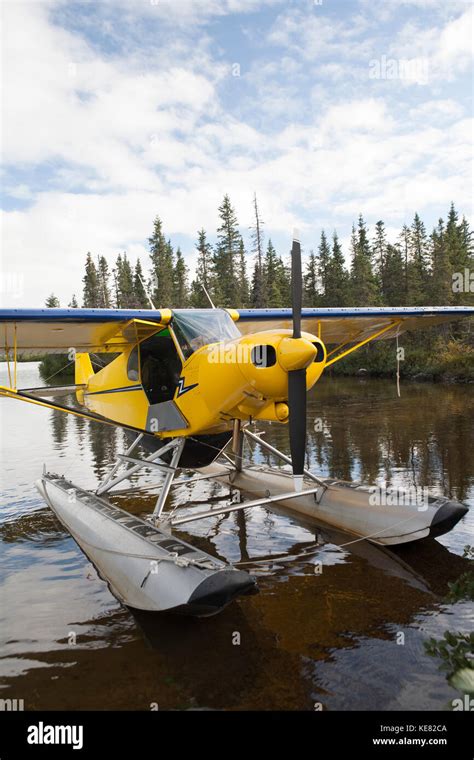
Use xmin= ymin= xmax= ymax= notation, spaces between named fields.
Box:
xmin=0 ymin=363 xmax=473 ymax=710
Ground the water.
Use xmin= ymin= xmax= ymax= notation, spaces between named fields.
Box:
xmin=0 ymin=363 xmax=473 ymax=710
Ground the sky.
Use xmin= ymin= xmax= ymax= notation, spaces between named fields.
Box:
xmin=1 ymin=0 xmax=473 ymax=307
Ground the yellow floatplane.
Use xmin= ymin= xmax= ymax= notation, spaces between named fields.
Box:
xmin=1 ymin=238 xmax=472 ymax=614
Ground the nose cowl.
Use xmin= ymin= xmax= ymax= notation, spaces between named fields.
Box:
xmin=277 ymin=337 xmax=318 ymax=372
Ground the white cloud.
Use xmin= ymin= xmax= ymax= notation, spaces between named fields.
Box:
xmin=1 ymin=0 xmax=472 ymax=306
xmin=389 ymin=6 xmax=473 ymax=81
xmin=409 ymin=99 xmax=464 ymax=122
xmin=4 ymin=104 xmax=470 ymax=302
xmin=319 ymin=98 xmax=395 ymax=138
xmin=3 ymin=2 xmax=222 ymax=192
xmin=358 ymin=0 xmax=470 ymax=23
xmin=122 ymin=0 xmax=284 ymax=23
xmin=267 ymin=8 xmax=373 ymax=62
xmin=267 ymin=3 xmax=473 ymax=89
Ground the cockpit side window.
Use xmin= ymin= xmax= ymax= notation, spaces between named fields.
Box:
xmin=127 ymin=346 xmax=139 ymax=381
xmin=172 ymin=320 xmax=194 ymax=360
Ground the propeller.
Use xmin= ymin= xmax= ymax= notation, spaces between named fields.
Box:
xmin=288 ymin=231 xmax=306 ymax=491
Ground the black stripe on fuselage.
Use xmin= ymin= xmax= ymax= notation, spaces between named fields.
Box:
xmin=85 ymin=385 xmax=143 ymax=396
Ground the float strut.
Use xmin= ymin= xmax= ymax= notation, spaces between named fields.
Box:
xmin=152 ymin=437 xmax=186 ymax=521
xmin=232 ymin=419 xmax=244 ymax=472
xmin=243 ymin=429 xmax=325 ymax=487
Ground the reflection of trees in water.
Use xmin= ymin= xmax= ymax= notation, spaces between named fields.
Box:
xmin=264 ymin=379 xmax=474 ymax=499
xmin=86 ymin=421 xmax=121 ymax=479
xmin=50 ymin=408 xmax=68 ymax=449
xmin=73 ymin=413 xmax=87 ymax=448
xmin=433 ymin=410 xmax=473 ymax=502
xmin=235 ymin=509 xmax=250 ymax=562
xmin=49 ymin=408 xmax=121 ymax=477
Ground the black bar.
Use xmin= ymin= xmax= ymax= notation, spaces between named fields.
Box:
xmin=0 ymin=710 xmax=472 ymax=757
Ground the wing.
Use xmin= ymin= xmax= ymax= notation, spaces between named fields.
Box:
xmin=236 ymin=307 xmax=474 ymax=345
xmin=0 ymin=308 xmax=169 ymax=355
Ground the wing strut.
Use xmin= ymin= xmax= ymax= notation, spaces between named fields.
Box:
xmin=325 ymin=320 xmax=403 ymax=367
xmin=0 ymin=385 xmax=145 ymax=434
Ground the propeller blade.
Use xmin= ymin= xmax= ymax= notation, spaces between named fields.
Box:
xmin=288 ymin=368 xmax=306 ymax=490
xmin=291 ymin=232 xmax=302 ymax=339
xmin=288 ymin=229 xmax=307 ymax=489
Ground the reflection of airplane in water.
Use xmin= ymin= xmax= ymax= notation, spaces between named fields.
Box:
xmin=1 ymin=236 xmax=472 ymax=615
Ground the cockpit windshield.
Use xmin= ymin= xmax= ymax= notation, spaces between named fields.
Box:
xmin=172 ymin=309 xmax=240 ymax=360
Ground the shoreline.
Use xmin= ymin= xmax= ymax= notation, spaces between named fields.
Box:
xmin=2 ymin=358 xmax=473 ymax=385
xmin=326 ymin=367 xmax=474 ymax=384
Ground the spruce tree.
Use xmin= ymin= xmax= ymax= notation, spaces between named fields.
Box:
xmin=382 ymin=244 xmax=405 ymax=306
xmin=459 ymin=215 xmax=473 ymax=261
xmin=113 ymin=253 xmax=123 ymax=308
xmin=97 ymin=255 xmax=112 ymax=308
xmin=279 ymin=255 xmax=292 ymax=306
xmin=251 ymin=263 xmax=266 ymax=308
xmin=250 ymin=193 xmax=265 ymax=307
xmin=325 ymin=232 xmax=350 ymax=306
xmin=446 ymin=203 xmax=463 ymax=269
xmin=236 ymin=237 xmax=250 ymax=307
xmin=162 ymin=241 xmax=175 ymax=305
xmin=407 ymin=213 xmax=429 ymax=305
xmin=133 ymin=259 xmax=150 ymax=308
xmin=45 ymin=293 xmax=60 ymax=308
xmin=264 ymin=240 xmax=289 ymax=307
xmin=430 ymin=219 xmax=452 ymax=306
xmin=373 ymin=220 xmax=387 ymax=294
xmin=112 ymin=260 xmax=119 ymax=306
xmin=69 ymin=294 xmax=78 ymax=308
xmin=349 ymin=220 xmax=379 ymax=305
xmin=398 ymin=225 xmax=410 ymax=304
xmin=149 ymin=217 xmax=174 ymax=307
xmin=268 ymin=279 xmax=285 ymax=307
xmin=304 ymin=251 xmax=319 ymax=306
xmin=445 ymin=204 xmax=473 ymax=305
xmin=173 ymin=247 xmax=189 ymax=307
xmin=317 ymin=231 xmax=331 ymax=305
xmin=458 ymin=216 xmax=474 ymax=306
xmin=191 ymin=229 xmax=214 ymax=307
xmin=213 ymin=194 xmax=241 ymax=306
xmin=83 ymin=253 xmax=100 ymax=307
xmin=263 ymin=240 xmax=278 ymax=303
xmin=357 ymin=214 xmax=372 ymax=260
xmin=115 ymin=253 xmax=134 ymax=308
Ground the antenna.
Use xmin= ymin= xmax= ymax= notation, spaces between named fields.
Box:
xmin=137 ymin=273 xmax=157 ymax=310
xmin=201 ymin=283 xmax=216 ymax=309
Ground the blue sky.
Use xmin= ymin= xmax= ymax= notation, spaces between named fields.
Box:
xmin=1 ymin=0 xmax=472 ymax=306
